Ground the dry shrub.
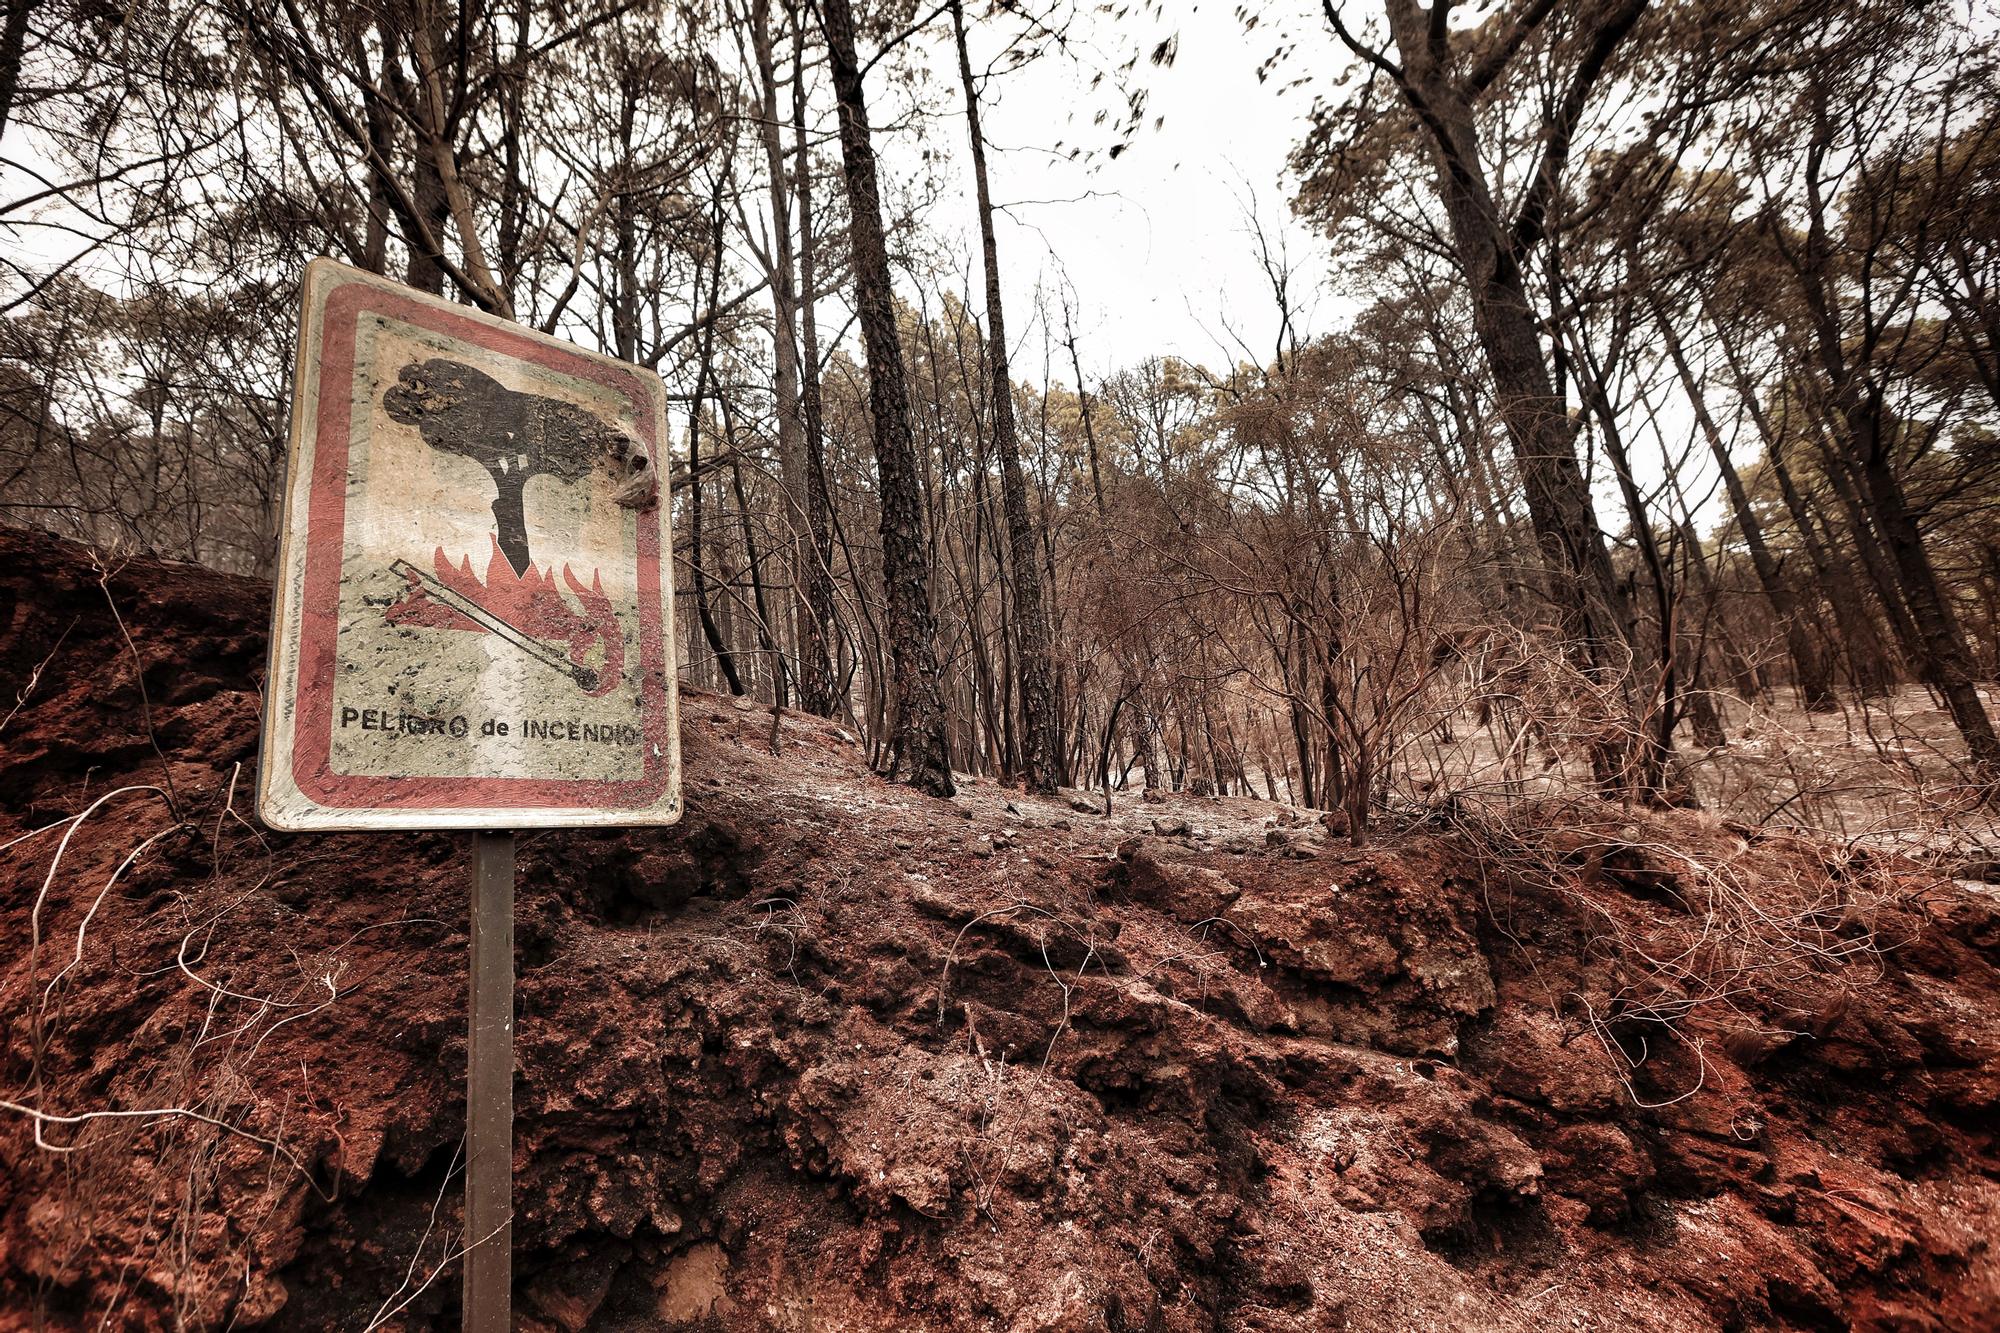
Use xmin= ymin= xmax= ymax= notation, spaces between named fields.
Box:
xmin=1676 ymin=685 xmax=2000 ymax=861
xmin=1440 ymin=793 xmax=1925 ymax=1107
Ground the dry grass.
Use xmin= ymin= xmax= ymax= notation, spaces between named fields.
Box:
xmin=1398 ymin=678 xmax=2000 ymax=865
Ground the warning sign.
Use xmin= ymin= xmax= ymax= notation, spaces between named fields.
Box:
xmin=257 ymin=259 xmax=681 ymax=831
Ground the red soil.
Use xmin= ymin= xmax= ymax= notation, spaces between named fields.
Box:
xmin=1 ymin=526 xmax=1996 ymax=1330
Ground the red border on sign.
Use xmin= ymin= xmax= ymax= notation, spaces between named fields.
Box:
xmin=291 ymin=280 xmax=670 ymax=810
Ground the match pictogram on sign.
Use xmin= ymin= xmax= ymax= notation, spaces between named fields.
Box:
xmin=257 ymin=260 xmax=681 ymax=831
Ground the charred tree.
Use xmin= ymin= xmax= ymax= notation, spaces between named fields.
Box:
xmin=790 ymin=0 xmax=842 ymax=718
xmin=950 ymin=0 xmax=1064 ymax=794
xmin=1651 ymin=295 xmax=1834 ymax=710
xmin=1323 ymin=0 xmax=1642 ymax=669
xmin=820 ymin=0 xmax=955 ymax=796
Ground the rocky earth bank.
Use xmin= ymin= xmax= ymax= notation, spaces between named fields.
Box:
xmin=1 ymin=527 xmax=1997 ymax=1330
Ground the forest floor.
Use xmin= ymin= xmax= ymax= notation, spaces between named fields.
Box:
xmin=2 ymin=525 xmax=1998 ymax=1331
xmin=1686 ymin=686 xmax=2000 ymax=850
xmin=1379 ymin=681 xmax=2000 ymax=867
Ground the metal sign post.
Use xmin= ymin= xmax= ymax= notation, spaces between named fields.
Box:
xmin=464 ymin=831 xmax=515 ymax=1329
xmin=256 ymin=259 xmax=680 ymax=1325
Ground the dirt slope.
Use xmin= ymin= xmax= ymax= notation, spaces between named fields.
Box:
xmin=1 ymin=526 xmax=1997 ymax=1331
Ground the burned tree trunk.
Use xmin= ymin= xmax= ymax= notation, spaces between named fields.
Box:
xmin=950 ymin=0 xmax=1064 ymax=794
xmin=790 ymin=0 xmax=842 ymax=718
xmin=820 ymin=0 xmax=954 ymax=796
xmin=1345 ymin=0 xmax=1641 ymax=671
xmin=1652 ymin=296 xmax=1834 ymax=710
xmin=749 ymin=0 xmax=837 ymax=715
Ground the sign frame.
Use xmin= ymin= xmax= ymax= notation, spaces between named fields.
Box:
xmin=256 ymin=259 xmax=681 ymax=833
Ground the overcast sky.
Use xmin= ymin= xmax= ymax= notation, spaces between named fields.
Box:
xmin=892 ymin=2 xmax=1343 ymax=383
xmin=898 ymin=2 xmax=1733 ymax=527
xmin=1 ymin=4 xmax=1343 ymax=389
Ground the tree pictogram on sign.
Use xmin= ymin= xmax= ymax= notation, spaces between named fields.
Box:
xmin=257 ymin=260 xmax=681 ymax=832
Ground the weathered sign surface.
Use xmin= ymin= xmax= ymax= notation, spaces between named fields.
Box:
xmin=258 ymin=259 xmax=681 ymax=830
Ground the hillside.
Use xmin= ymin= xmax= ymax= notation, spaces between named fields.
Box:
xmin=1 ymin=525 xmax=1997 ymax=1331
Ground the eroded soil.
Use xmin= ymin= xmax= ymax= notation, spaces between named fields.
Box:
xmin=2 ymin=527 xmax=1997 ymax=1331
